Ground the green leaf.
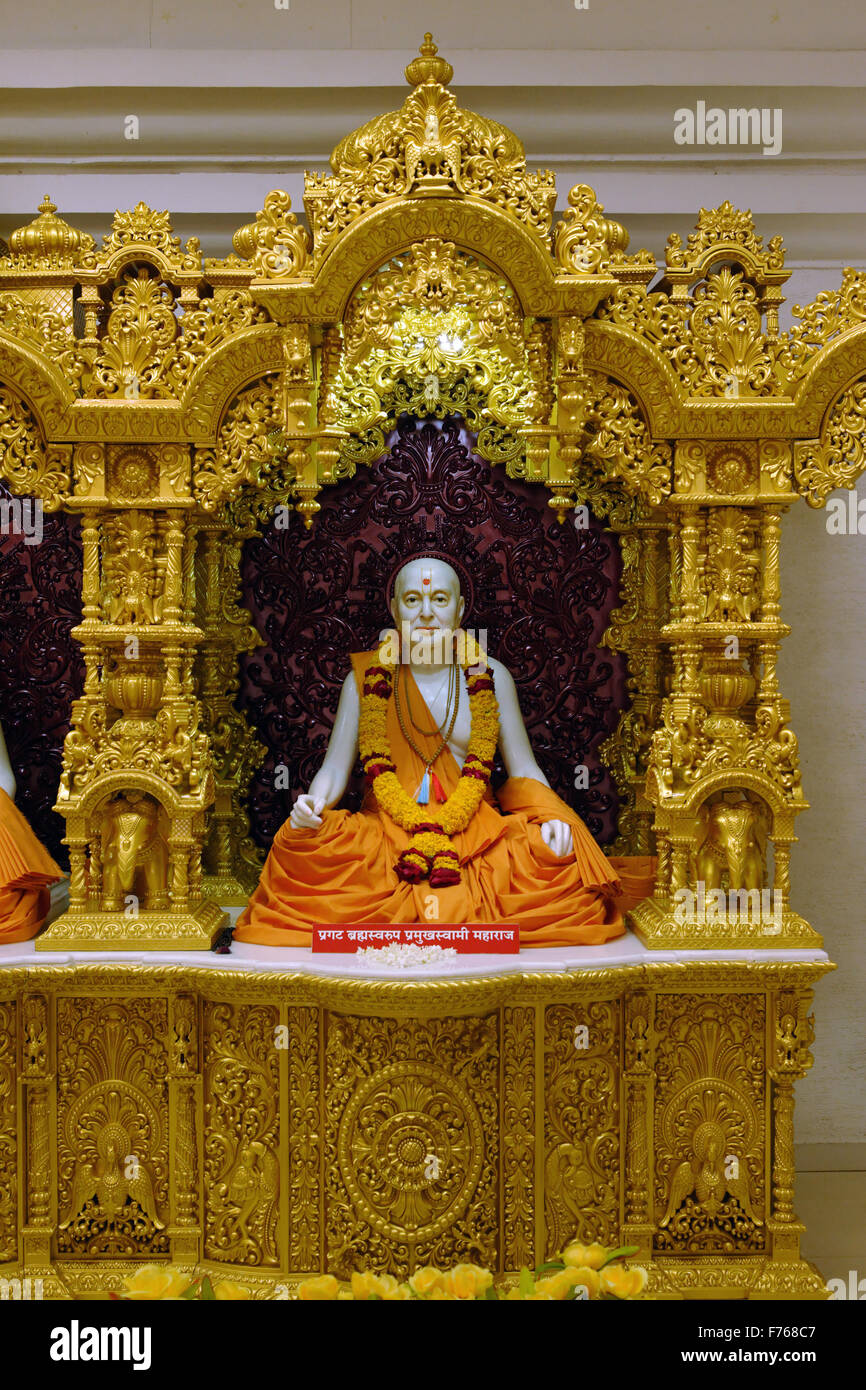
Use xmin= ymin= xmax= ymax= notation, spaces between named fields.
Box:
xmin=179 ymin=1281 xmax=200 ymax=1300
xmin=518 ymin=1267 xmax=536 ymax=1298
xmin=199 ymin=1276 xmax=216 ymax=1301
xmin=534 ymin=1261 xmax=565 ymax=1276
xmin=599 ymin=1245 xmax=639 ymax=1268
xmin=483 ymin=1286 xmax=499 ymax=1301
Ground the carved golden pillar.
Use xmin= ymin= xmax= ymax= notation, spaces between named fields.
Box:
xmin=168 ymin=995 xmax=201 ymax=1266
xmin=194 ymin=517 xmax=266 ymax=904
xmin=20 ymin=993 xmax=53 ymax=1274
xmin=622 ymin=990 xmax=654 ymax=1260
xmin=40 ymin=444 xmax=226 ymax=949
xmin=762 ymin=987 xmax=815 ymax=1279
xmin=634 ymin=445 xmax=820 ymax=950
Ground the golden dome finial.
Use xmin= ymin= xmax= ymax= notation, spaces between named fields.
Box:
xmin=404 ymin=33 xmax=453 ymax=87
xmin=7 ymin=195 xmax=91 ymax=264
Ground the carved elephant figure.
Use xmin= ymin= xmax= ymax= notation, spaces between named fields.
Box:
xmin=693 ymin=796 xmax=770 ymax=891
xmin=100 ymin=792 xmax=169 ymax=911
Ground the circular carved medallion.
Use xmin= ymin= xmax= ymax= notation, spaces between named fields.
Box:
xmin=337 ymin=1060 xmax=483 ymax=1243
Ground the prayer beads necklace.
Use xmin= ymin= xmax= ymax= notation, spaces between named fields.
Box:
xmin=394 ymin=661 xmax=460 ymax=804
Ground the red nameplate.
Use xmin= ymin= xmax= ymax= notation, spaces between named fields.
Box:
xmin=312 ymin=925 xmax=520 ymax=953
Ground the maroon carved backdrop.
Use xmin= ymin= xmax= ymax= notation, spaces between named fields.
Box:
xmin=237 ymin=416 xmax=627 ymax=849
xmin=0 ymin=483 xmax=83 ymax=865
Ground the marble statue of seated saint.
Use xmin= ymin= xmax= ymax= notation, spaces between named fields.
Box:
xmin=235 ymin=555 xmax=654 ymax=947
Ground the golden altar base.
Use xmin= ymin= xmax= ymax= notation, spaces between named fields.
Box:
xmin=0 ymin=948 xmax=831 ymax=1299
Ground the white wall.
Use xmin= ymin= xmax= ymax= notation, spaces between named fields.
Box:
xmin=779 ymin=489 xmax=866 ymax=1143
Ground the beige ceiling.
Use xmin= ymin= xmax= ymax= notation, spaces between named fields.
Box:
xmin=2 ymin=0 xmax=865 ymax=53
xmin=1 ymin=0 xmax=865 ymax=304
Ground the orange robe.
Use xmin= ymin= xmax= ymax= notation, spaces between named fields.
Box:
xmin=0 ymin=788 xmax=63 ymax=944
xmin=235 ymin=653 xmax=655 ymax=947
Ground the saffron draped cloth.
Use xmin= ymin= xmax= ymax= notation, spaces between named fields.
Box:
xmin=0 ymin=788 xmax=63 ymax=944
xmin=235 ymin=653 xmax=655 ymax=947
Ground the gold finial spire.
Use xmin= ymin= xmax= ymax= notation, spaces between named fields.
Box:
xmin=404 ymin=32 xmax=453 ymax=87
xmin=7 ymin=194 xmax=90 ymax=263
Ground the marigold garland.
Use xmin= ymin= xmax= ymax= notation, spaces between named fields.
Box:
xmin=359 ymin=632 xmax=499 ymax=885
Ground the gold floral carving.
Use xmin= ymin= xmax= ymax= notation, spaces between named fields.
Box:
xmin=324 ymin=1013 xmax=498 ymax=1276
xmin=233 ymin=190 xmax=311 ymax=278
xmin=330 ymin=237 xmax=536 ymax=472
xmin=502 ymin=1007 xmax=535 ymax=1270
xmin=56 ymin=998 xmax=169 ymax=1256
xmin=654 ymin=995 xmax=765 ymax=1253
xmin=83 ymin=202 xmax=202 ymax=277
xmin=0 ymin=384 xmax=71 ymax=509
xmin=303 ymin=34 xmax=556 ymax=265
xmin=0 ymin=1002 xmax=17 ymax=1260
xmin=543 ymin=1002 xmax=619 ymax=1257
xmin=288 ymin=1007 xmax=320 ymax=1271
xmin=203 ymin=1002 xmax=280 ymax=1267
xmin=554 ymin=183 xmax=629 ymax=276
xmin=794 ymin=376 xmax=866 ymax=506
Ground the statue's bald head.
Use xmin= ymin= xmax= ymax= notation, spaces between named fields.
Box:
xmin=392 ymin=556 xmax=462 ymax=605
xmin=390 ymin=556 xmax=466 ymax=637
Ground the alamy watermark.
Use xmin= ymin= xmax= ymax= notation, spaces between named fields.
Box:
xmin=825 ymin=489 xmax=866 ymax=534
xmin=379 ymin=623 xmax=488 ymax=668
xmin=0 ymin=496 xmax=43 ymax=545
xmin=673 ymin=881 xmax=783 ymax=933
xmin=674 ymin=102 xmax=782 ymax=157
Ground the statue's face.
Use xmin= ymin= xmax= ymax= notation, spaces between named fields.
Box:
xmin=390 ymin=558 xmax=465 ymax=655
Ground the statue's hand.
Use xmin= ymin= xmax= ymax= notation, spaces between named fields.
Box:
xmin=290 ymin=794 xmax=326 ymax=830
xmin=539 ymin=819 xmax=574 ymax=858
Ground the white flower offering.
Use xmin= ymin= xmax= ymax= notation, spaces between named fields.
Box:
xmin=355 ymin=942 xmax=458 ymax=969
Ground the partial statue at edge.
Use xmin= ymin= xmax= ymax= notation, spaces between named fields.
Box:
xmin=0 ymin=718 xmax=63 ymax=942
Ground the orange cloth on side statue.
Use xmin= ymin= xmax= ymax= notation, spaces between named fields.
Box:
xmin=234 ymin=652 xmax=655 ymax=947
xmin=0 ymin=788 xmax=63 ymax=944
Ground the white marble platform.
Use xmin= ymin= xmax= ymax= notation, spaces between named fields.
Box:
xmin=0 ymin=910 xmax=831 ymax=980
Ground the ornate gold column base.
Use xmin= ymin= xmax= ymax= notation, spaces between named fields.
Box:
xmin=630 ymin=900 xmax=823 ymax=951
xmin=646 ymin=1256 xmax=828 ymax=1301
xmin=200 ymin=872 xmax=258 ymax=908
xmin=34 ymin=900 xmax=226 ymax=951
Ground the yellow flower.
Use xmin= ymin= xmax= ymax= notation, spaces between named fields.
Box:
xmin=427 ymin=1287 xmax=458 ymax=1300
xmin=535 ymin=1266 xmax=600 ymax=1301
xmin=298 ymin=1274 xmax=341 ymax=1301
xmin=443 ymin=1264 xmax=494 ymax=1299
xmin=350 ymin=1271 xmax=401 ymax=1300
xmin=123 ymin=1265 xmax=192 ymax=1300
xmin=561 ymin=1242 xmax=609 ymax=1271
xmin=383 ymin=1283 xmax=414 ymax=1301
xmin=409 ymin=1266 xmax=444 ymax=1297
xmin=600 ymin=1265 xmax=648 ymax=1299
xmin=213 ymin=1279 xmax=252 ymax=1300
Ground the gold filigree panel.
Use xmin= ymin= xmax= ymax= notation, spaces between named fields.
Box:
xmin=543 ymin=1001 xmax=620 ymax=1256
xmin=56 ymin=998 xmax=169 ymax=1257
xmin=0 ymin=1001 xmax=16 ymax=1260
xmin=324 ymin=1011 xmax=499 ymax=1276
xmin=202 ymin=1002 xmax=280 ymax=1267
xmin=288 ymin=1006 xmax=320 ymax=1272
xmin=654 ymin=994 xmax=765 ymax=1254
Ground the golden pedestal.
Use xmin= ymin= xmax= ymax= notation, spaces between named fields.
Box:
xmin=0 ymin=943 xmax=831 ymax=1299
xmin=34 ymin=898 xmax=226 ymax=951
